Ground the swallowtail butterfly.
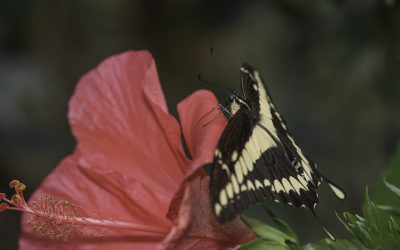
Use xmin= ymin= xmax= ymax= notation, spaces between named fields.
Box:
xmin=210 ymin=63 xmax=346 ymax=240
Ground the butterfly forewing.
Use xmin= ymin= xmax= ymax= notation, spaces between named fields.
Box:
xmin=242 ymin=64 xmax=321 ymax=186
xmin=211 ymin=63 xmax=324 ymax=223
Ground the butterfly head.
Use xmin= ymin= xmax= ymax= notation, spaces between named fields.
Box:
xmin=226 ymin=88 xmax=238 ymax=101
xmin=226 ymin=90 xmax=250 ymax=115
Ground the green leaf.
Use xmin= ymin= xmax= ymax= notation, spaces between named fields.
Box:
xmin=371 ymin=146 xmax=400 ymax=249
xmin=372 ymin=145 xmax=400 ymax=207
xmin=336 ymin=211 xmax=352 ymax=232
xmin=239 ymin=239 xmax=289 ymax=250
xmin=241 ymin=215 xmax=292 ymax=246
xmin=303 ymin=238 xmax=370 ymax=250
xmin=263 ymin=205 xmax=299 ymax=244
xmin=363 ymin=186 xmax=382 ymax=232
xmin=383 ymin=178 xmax=400 ymax=199
xmin=337 ymin=211 xmax=382 ymax=249
xmin=376 ymin=205 xmax=400 ymax=217
xmin=389 ymin=216 xmax=400 ymax=233
xmin=388 ymin=216 xmax=400 ymax=243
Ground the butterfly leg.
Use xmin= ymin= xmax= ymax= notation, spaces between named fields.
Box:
xmin=201 ymin=112 xmax=224 ymax=127
xmin=217 ymin=103 xmax=233 ymax=118
xmin=197 ymin=106 xmax=218 ymax=125
xmin=196 ymin=104 xmax=228 ymax=127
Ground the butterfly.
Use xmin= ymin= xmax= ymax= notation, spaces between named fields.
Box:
xmin=209 ymin=63 xmax=346 ymax=240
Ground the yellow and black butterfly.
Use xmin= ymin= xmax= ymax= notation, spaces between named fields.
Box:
xmin=210 ymin=63 xmax=346 ymax=240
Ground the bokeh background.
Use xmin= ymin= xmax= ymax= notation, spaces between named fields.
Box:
xmin=1 ymin=0 xmax=400 ymax=249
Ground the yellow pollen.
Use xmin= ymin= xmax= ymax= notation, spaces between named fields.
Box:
xmin=12 ymin=195 xmax=21 ymax=204
xmin=17 ymin=183 xmax=26 ymax=191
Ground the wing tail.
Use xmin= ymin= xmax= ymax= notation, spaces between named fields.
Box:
xmin=310 ymin=208 xmax=336 ymax=241
xmin=321 ymin=175 xmax=346 ymax=200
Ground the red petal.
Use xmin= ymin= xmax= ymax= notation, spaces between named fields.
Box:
xmin=68 ymin=51 xmax=190 ymax=213
xmin=19 ymin=51 xmax=191 ymax=249
xmin=163 ymin=91 xmax=255 ymax=249
xmin=20 ymin=152 xmax=168 ymax=250
xmin=19 ymin=51 xmax=250 ymax=249
xmin=159 ymin=174 xmax=256 ymax=250
xmin=177 ymin=90 xmax=227 ymax=179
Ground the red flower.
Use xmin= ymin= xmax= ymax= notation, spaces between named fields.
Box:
xmin=5 ymin=51 xmax=255 ymax=249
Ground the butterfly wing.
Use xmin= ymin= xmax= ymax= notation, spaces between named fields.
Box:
xmin=210 ymin=108 xmax=256 ymax=223
xmin=241 ymin=63 xmax=322 ymax=189
xmin=241 ymin=63 xmax=345 ymax=199
xmin=211 ymin=63 xmax=345 ymax=224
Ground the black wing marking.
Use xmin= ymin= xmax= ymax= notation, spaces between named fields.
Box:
xmin=240 ymin=63 xmax=345 ymax=200
xmin=241 ymin=64 xmax=316 ymax=186
xmin=210 ymin=63 xmax=346 ymax=240
xmin=211 ymin=124 xmax=320 ymax=223
xmin=210 ymin=108 xmax=256 ymax=223
xmin=211 ymin=66 xmax=320 ymax=222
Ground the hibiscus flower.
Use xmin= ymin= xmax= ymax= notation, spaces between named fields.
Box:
xmin=0 ymin=51 xmax=255 ymax=249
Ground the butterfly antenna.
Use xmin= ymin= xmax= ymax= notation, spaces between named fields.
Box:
xmin=310 ymin=208 xmax=336 ymax=241
xmin=198 ymin=74 xmax=230 ymax=91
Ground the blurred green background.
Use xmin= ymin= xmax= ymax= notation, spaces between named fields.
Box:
xmin=0 ymin=0 xmax=399 ymax=249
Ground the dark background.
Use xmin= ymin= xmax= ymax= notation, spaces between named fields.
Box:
xmin=1 ymin=1 xmax=399 ymax=249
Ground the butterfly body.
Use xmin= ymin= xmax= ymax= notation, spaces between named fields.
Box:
xmin=210 ymin=63 xmax=345 ymax=239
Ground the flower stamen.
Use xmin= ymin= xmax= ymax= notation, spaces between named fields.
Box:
xmin=1 ymin=180 xmax=169 ymax=241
